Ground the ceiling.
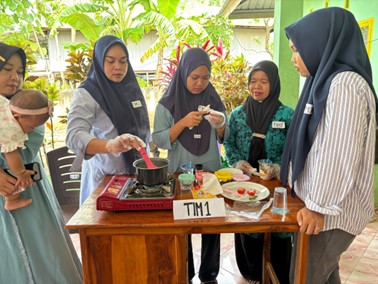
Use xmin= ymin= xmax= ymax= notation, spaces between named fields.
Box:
xmin=219 ymin=0 xmax=275 ymax=19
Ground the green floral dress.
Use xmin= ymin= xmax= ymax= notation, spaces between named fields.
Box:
xmin=225 ymin=104 xmax=293 ymax=166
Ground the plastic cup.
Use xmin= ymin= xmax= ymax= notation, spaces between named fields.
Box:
xmin=195 ymin=171 xmax=211 ymax=187
xmin=178 ymin=173 xmax=195 ymax=191
xmin=271 ymin=187 xmax=288 ymax=215
xmin=258 ymin=159 xmax=272 ymax=177
xmin=180 ymin=162 xmax=194 ymax=174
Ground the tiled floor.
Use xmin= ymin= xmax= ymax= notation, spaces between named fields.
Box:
xmin=70 ymin=209 xmax=378 ymax=284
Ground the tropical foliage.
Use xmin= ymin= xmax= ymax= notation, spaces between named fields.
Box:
xmin=0 ymin=0 xmax=251 ymax=146
xmin=211 ymin=53 xmax=250 ymax=114
xmin=58 ymin=0 xmax=233 ymax=76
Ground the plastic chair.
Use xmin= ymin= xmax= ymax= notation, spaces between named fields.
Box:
xmin=46 ymin=146 xmax=81 ymax=232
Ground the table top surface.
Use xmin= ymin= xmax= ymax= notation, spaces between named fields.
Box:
xmin=66 ymin=174 xmax=304 ymax=234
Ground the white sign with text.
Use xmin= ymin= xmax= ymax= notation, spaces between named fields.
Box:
xmin=173 ymin=198 xmax=226 ymax=220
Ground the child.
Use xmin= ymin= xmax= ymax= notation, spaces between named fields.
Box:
xmin=0 ymin=89 xmax=52 ymax=210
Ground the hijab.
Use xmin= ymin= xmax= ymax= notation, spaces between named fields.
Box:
xmin=280 ymin=7 xmax=377 ymax=186
xmin=159 ymin=47 xmax=225 ymax=155
xmin=0 ymin=42 xmax=26 ymax=80
xmin=80 ymin=35 xmax=150 ymax=173
xmin=243 ymin=60 xmax=282 ymax=168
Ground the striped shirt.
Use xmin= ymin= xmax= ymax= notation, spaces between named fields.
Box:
xmin=292 ymin=71 xmax=376 ymax=235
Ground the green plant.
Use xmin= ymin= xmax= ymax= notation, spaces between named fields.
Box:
xmin=64 ymin=43 xmax=93 ymax=88
xmin=211 ymin=53 xmax=250 ymax=114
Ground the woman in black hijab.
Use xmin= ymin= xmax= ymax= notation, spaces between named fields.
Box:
xmin=152 ymin=47 xmax=229 ymax=283
xmin=281 ymin=7 xmax=377 ymax=283
xmin=224 ymin=60 xmax=294 ymax=284
xmin=66 ymin=35 xmax=150 ymax=204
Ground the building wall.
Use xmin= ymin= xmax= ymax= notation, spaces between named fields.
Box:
xmin=42 ymin=27 xmax=268 ymax=76
xmin=229 ymin=27 xmax=272 ymax=66
xmin=303 ymin=0 xmax=378 ymax=87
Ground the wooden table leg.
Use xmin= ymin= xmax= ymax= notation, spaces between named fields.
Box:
xmin=262 ymin=233 xmax=271 ymax=284
xmin=263 ymin=233 xmax=280 ymax=284
xmin=293 ymin=233 xmax=309 ymax=284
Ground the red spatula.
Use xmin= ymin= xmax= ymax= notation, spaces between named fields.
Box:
xmin=139 ymin=148 xmax=157 ymax=169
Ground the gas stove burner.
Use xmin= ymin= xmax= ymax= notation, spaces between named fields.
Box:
xmin=119 ymin=178 xmax=175 ymax=200
xmin=138 ymin=182 xmax=174 ymax=194
xmin=97 ymin=176 xmax=176 ymax=211
xmin=139 ymin=185 xmax=163 ymax=193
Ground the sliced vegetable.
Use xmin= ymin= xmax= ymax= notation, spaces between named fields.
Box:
xmin=237 ymin=187 xmax=246 ymax=195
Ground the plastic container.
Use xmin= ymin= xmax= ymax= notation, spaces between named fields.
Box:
xmin=214 ymin=170 xmax=233 ymax=182
xmin=258 ymin=159 xmax=272 ymax=177
xmin=271 ymin=187 xmax=288 ymax=214
xmin=180 ymin=162 xmax=194 ymax=174
xmin=195 ymin=171 xmax=211 ymax=187
xmin=194 ymin=164 xmax=203 ymax=173
xmin=178 ymin=173 xmax=195 ymax=191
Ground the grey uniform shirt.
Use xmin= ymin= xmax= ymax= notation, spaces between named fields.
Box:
xmin=66 ymin=88 xmax=129 ymax=204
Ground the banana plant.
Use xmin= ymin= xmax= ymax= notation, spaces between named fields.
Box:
xmin=59 ymin=0 xmax=145 ymax=44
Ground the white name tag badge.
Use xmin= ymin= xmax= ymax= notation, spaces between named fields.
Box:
xmin=272 ymin=121 xmax=285 ymax=129
xmin=304 ymin=103 xmax=313 ymax=115
xmin=173 ymin=198 xmax=226 ymax=220
xmin=131 ymin=100 xmax=142 ymax=108
xmin=194 ymin=134 xmax=201 ymax=139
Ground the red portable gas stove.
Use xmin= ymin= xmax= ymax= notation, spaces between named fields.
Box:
xmin=96 ymin=175 xmax=176 ymax=211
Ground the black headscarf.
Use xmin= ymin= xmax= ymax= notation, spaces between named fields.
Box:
xmin=243 ymin=60 xmax=282 ymax=168
xmin=159 ymin=47 xmax=225 ymax=155
xmin=0 ymin=42 xmax=26 ymax=80
xmin=280 ymin=7 xmax=377 ymax=186
xmin=80 ymin=35 xmax=150 ymax=173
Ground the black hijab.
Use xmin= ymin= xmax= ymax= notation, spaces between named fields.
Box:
xmin=0 ymin=42 xmax=26 ymax=80
xmin=243 ymin=60 xmax=282 ymax=168
xmin=80 ymin=35 xmax=150 ymax=173
xmin=159 ymin=47 xmax=225 ymax=155
xmin=280 ymin=7 xmax=377 ymax=186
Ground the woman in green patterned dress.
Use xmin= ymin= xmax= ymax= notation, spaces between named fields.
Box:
xmin=224 ymin=60 xmax=293 ymax=284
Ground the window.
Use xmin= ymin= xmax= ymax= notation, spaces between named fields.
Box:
xmin=359 ymin=18 xmax=374 ymax=57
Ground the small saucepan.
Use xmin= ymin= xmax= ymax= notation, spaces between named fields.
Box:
xmin=133 ymin=157 xmax=170 ymax=186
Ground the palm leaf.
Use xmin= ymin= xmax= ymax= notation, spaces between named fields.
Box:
xmin=157 ymin=0 xmax=180 ymax=19
xmin=135 ymin=11 xmax=175 ymax=39
xmin=175 ymin=19 xmax=209 ymax=40
xmin=60 ymin=13 xmax=101 ymax=42
xmin=60 ymin=3 xmax=107 ymax=16
xmin=140 ymin=37 xmax=168 ymax=63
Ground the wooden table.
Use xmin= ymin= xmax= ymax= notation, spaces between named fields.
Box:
xmin=66 ymin=175 xmax=308 ymax=284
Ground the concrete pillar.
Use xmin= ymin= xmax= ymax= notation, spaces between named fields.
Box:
xmin=273 ymin=0 xmax=304 ymax=108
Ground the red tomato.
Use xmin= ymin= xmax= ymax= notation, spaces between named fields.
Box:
xmin=237 ymin=188 xmax=246 ymax=195
xmin=247 ymin=189 xmax=256 ymax=196
xmin=193 ymin=185 xmax=201 ymax=190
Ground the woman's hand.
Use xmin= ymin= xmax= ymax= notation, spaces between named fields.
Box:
xmin=297 ymin=207 xmax=324 ymax=235
xmin=181 ymin=111 xmax=206 ymax=129
xmin=259 ymin=164 xmax=280 ymax=181
xmin=206 ymin=110 xmax=226 ymax=129
xmin=105 ymin=134 xmax=146 ymax=157
xmin=234 ymin=160 xmax=257 ymax=176
xmin=0 ymin=168 xmax=17 ymax=197
xmin=15 ymin=169 xmax=35 ymax=189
